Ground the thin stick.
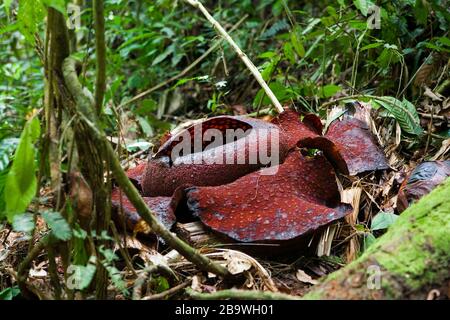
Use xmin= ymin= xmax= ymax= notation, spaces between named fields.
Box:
xmin=183 ymin=0 xmax=284 ymax=113
xmin=186 ymin=288 xmax=300 ymax=300
xmin=119 ymin=14 xmax=248 ymax=108
xmin=142 ymin=280 xmax=192 ymax=300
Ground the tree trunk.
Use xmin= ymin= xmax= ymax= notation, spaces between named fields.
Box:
xmin=303 ymin=178 xmax=450 ymax=300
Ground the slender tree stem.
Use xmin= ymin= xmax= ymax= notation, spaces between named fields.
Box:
xmin=183 ymin=0 xmax=284 ymax=113
xmin=93 ymin=0 xmax=107 ymax=113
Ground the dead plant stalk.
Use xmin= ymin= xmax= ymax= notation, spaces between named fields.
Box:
xmin=183 ymin=0 xmax=284 ymax=113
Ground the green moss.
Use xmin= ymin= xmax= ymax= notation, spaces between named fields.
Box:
xmin=303 ymin=178 xmax=450 ymax=299
xmin=365 ymin=178 xmax=450 ymax=290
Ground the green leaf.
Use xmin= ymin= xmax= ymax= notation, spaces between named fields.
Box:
xmin=437 ymin=37 xmax=450 ymax=47
xmin=104 ymin=264 xmax=128 ymax=295
xmin=42 ymin=0 xmax=67 ymax=16
xmin=363 ymin=233 xmax=376 ymax=251
xmin=414 ymin=0 xmax=429 ymax=25
xmin=258 ymin=51 xmax=277 ymax=59
xmin=371 ymin=211 xmax=399 ymax=231
xmin=3 ymin=0 xmax=13 ymax=17
xmin=137 ymin=116 xmax=153 ymax=137
xmin=66 ymin=257 xmax=97 ymax=290
xmin=5 ymin=117 xmax=40 ymax=222
xmin=290 ymin=29 xmax=305 ymax=58
xmin=253 ymin=82 xmax=289 ymax=107
xmin=353 ymin=0 xmax=375 ymax=16
xmin=260 ymin=56 xmax=280 ymax=82
xmin=12 ymin=213 xmax=35 ymax=237
xmin=72 ymin=225 xmax=89 ymax=265
xmin=319 ymin=84 xmax=341 ymax=98
xmin=0 ymin=286 xmax=20 ymax=300
xmin=152 ymin=44 xmax=175 ymax=66
xmin=372 ymin=97 xmax=423 ymax=136
xmin=17 ymin=0 xmax=46 ymax=43
xmin=154 ymin=276 xmax=170 ymax=293
xmin=283 ymin=42 xmax=295 ymax=64
xmin=42 ymin=211 xmax=72 ymax=241
xmin=361 ymin=42 xmax=384 ymax=51
xmin=0 ymin=138 xmax=19 ymax=171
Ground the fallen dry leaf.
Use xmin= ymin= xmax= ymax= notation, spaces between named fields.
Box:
xmin=397 ymin=160 xmax=450 ymax=212
xmin=296 ymin=269 xmax=319 ymax=285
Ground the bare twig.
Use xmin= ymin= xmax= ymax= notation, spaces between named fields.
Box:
xmin=182 ymin=0 xmax=284 ymax=113
xmin=186 ymin=288 xmax=300 ymax=300
xmin=142 ymin=280 xmax=192 ymax=300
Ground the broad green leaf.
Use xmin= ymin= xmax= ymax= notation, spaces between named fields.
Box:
xmin=0 ymin=286 xmax=20 ymax=300
xmin=437 ymin=37 xmax=450 ymax=47
xmin=325 ymin=109 xmax=347 ymax=131
xmin=353 ymin=0 xmax=375 ymax=16
xmin=72 ymin=225 xmax=89 ymax=265
xmin=17 ymin=0 xmax=46 ymax=43
xmin=253 ymin=82 xmax=289 ymax=107
xmin=42 ymin=211 xmax=72 ymax=241
xmin=66 ymin=257 xmax=97 ymax=290
xmin=125 ymin=140 xmax=152 ymax=152
xmin=99 ymin=245 xmax=118 ymax=263
xmin=137 ymin=116 xmax=153 ymax=137
xmin=5 ymin=117 xmax=40 ymax=222
xmin=372 ymin=97 xmax=423 ymax=136
xmin=320 ymin=84 xmax=341 ymax=98
xmin=371 ymin=211 xmax=399 ymax=231
xmin=12 ymin=213 xmax=35 ymax=239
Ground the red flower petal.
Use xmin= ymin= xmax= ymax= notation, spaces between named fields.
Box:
xmin=111 ymin=188 xmax=177 ymax=234
xmin=125 ymin=162 xmax=147 ymax=191
xmin=143 ymin=116 xmax=291 ymax=196
xmin=142 ymin=109 xmax=388 ymax=198
xmin=324 ymin=118 xmax=389 ymax=175
xmin=186 ymin=152 xmax=351 ymax=242
xmin=299 ymin=118 xmax=389 ymax=175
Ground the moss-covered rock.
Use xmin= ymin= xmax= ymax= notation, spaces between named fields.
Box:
xmin=303 ymin=177 xmax=450 ymax=300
